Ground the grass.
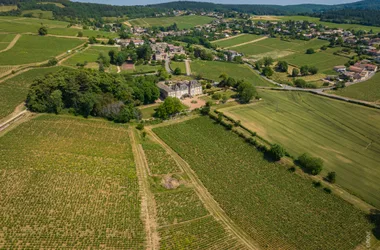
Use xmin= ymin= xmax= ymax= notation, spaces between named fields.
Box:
xmin=191 ymin=60 xmax=273 ymax=87
xmin=133 ymin=64 xmax=162 ymax=73
xmin=37 ymin=2 xmax=65 ymax=8
xmin=0 ymin=35 xmax=84 ymax=65
xmin=331 ymin=72 xmax=380 ymax=103
xmin=220 ymin=90 xmax=380 ymax=208
xmin=170 ymin=61 xmax=186 ymax=73
xmin=0 ymin=67 xmax=65 ymax=120
xmin=21 ymin=9 xmax=54 ymax=19
xmin=139 ymin=104 xmax=160 ymax=119
xmin=62 ymin=45 xmax=118 ymax=70
xmin=129 ymin=15 xmax=214 ymax=30
xmin=234 ymin=38 xmax=328 ymax=59
xmin=142 ymin=138 xmax=181 ymax=175
xmin=0 ymin=34 xmax=15 ymax=50
xmin=0 ymin=5 xmax=17 ymax=12
xmin=153 ymin=116 xmax=372 ymax=250
xmin=282 ymin=50 xmax=349 ymax=75
xmin=0 ymin=115 xmax=145 ymax=248
xmin=213 ymin=34 xmax=263 ymax=48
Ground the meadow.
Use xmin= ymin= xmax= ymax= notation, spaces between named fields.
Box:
xmin=234 ymin=37 xmax=328 ymax=59
xmin=0 ymin=35 xmax=84 ymax=65
xmin=213 ymin=34 xmax=263 ymax=48
xmin=0 ymin=67 xmax=64 ymax=121
xmin=0 ymin=5 xmax=17 ymax=12
xmin=21 ymin=9 xmax=54 ymax=19
xmin=332 ymin=72 xmax=380 ymax=103
xmin=0 ymin=34 xmax=15 ymax=50
xmin=170 ymin=61 xmax=186 ymax=73
xmin=129 ymin=15 xmax=214 ymax=30
xmin=191 ymin=60 xmax=273 ymax=86
xmin=282 ymin=50 xmax=349 ymax=75
xmin=0 ymin=115 xmax=145 ymax=248
xmin=63 ymin=46 xmax=118 ymax=68
xmin=220 ymin=90 xmax=380 ymax=208
xmin=153 ymin=116 xmax=372 ymax=250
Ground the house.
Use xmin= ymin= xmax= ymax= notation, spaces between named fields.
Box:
xmin=168 ymin=44 xmax=185 ymax=55
xmin=157 ymin=80 xmax=203 ymax=99
xmin=333 ymin=65 xmax=346 ymax=73
xmin=115 ymin=39 xmax=145 ymax=47
xmin=348 ymin=66 xmax=364 ymax=74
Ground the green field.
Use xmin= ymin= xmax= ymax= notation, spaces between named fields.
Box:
xmin=63 ymin=46 xmax=118 ymax=68
xmin=332 ymin=73 xmax=380 ymax=103
xmin=221 ymin=90 xmax=380 ymax=208
xmin=129 ymin=15 xmax=214 ymax=30
xmin=282 ymin=50 xmax=349 ymax=75
xmin=0 ymin=5 xmax=17 ymax=12
xmin=153 ymin=116 xmax=371 ymax=250
xmin=0 ymin=35 xmax=84 ymax=65
xmin=21 ymin=9 xmax=54 ymax=19
xmin=0 ymin=34 xmax=15 ymax=50
xmin=133 ymin=64 xmax=163 ymax=74
xmin=0 ymin=115 xmax=145 ymax=248
xmin=234 ymin=38 xmax=328 ymax=59
xmin=0 ymin=67 xmax=65 ymax=120
xmin=213 ymin=34 xmax=263 ymax=48
xmin=191 ymin=60 xmax=273 ymax=86
xmin=170 ymin=61 xmax=186 ymax=73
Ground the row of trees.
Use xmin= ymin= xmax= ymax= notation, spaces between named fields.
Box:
xmin=26 ymin=68 xmax=160 ymax=122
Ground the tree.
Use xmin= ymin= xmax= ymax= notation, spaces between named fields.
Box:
xmin=49 ymin=90 xmax=63 ymax=114
xmin=88 ymin=36 xmax=98 ymax=44
xmin=262 ymin=66 xmax=274 ymax=77
xmin=300 ymin=65 xmax=309 ymax=76
xmin=294 ymin=79 xmax=307 ymax=88
xmin=77 ymin=31 xmax=83 ymax=37
xmin=237 ymin=81 xmax=257 ymax=104
xmin=263 ymin=57 xmax=274 ymax=66
xmin=308 ymin=66 xmax=318 ymax=75
xmin=173 ymin=67 xmax=182 ymax=75
xmin=269 ymin=144 xmax=285 ymax=161
xmin=47 ymin=58 xmax=58 ymax=66
xmin=157 ymin=68 xmax=169 ymax=80
xmin=326 ymin=172 xmax=336 ymax=183
xmin=38 ymin=26 xmax=48 ymax=36
xmin=292 ymin=68 xmax=299 ymax=77
xmin=306 ymin=48 xmax=315 ymax=54
xmin=155 ymin=97 xmax=183 ymax=119
xmin=276 ymin=61 xmax=288 ymax=72
xmin=298 ymin=153 xmax=323 ymax=175
xmin=200 ymin=101 xmax=211 ymax=115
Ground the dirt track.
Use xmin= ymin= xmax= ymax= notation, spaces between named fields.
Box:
xmin=0 ymin=34 xmax=21 ymax=53
xmin=226 ymin=36 xmax=268 ymax=49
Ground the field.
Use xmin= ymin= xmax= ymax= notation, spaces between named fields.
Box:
xmin=213 ymin=34 xmax=263 ymax=48
xmin=62 ymin=46 xmax=118 ymax=68
xmin=139 ymin=104 xmax=160 ymax=119
xmin=0 ymin=35 xmax=84 ymax=65
xmin=220 ymin=90 xmax=380 ymax=208
xmin=170 ymin=61 xmax=186 ymax=73
xmin=0 ymin=5 xmax=17 ymax=12
xmin=282 ymin=50 xmax=349 ymax=75
xmin=0 ymin=67 xmax=65 ymax=121
xmin=191 ymin=60 xmax=273 ymax=86
xmin=37 ymin=2 xmax=66 ymax=8
xmin=21 ymin=9 xmax=54 ymax=19
xmin=153 ymin=116 xmax=372 ymax=250
xmin=139 ymin=132 xmax=247 ymax=249
xmin=0 ymin=115 xmax=145 ymax=248
xmin=0 ymin=34 xmax=15 ymax=50
xmin=332 ymin=72 xmax=380 ymax=103
xmin=233 ymin=37 xmax=328 ymax=59
xmin=129 ymin=15 xmax=214 ymax=30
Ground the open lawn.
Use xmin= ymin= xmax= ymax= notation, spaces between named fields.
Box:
xmin=170 ymin=61 xmax=186 ymax=73
xmin=191 ymin=60 xmax=273 ymax=86
xmin=221 ymin=90 xmax=380 ymax=208
xmin=0 ymin=67 xmax=65 ymax=120
xmin=234 ymin=38 xmax=328 ymax=59
xmin=0 ymin=34 xmax=15 ymax=50
xmin=63 ymin=46 xmax=118 ymax=69
xmin=213 ymin=34 xmax=263 ymax=48
xmin=0 ymin=115 xmax=145 ymax=248
xmin=331 ymin=72 xmax=380 ymax=103
xmin=153 ymin=116 xmax=371 ymax=250
xmin=139 ymin=104 xmax=160 ymax=119
xmin=0 ymin=5 xmax=17 ymax=12
xmin=0 ymin=35 xmax=84 ymax=65
xmin=21 ymin=9 xmax=54 ymax=19
xmin=282 ymin=50 xmax=349 ymax=75
xmin=129 ymin=15 xmax=214 ymax=30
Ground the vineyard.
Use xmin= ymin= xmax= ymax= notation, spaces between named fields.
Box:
xmin=140 ymin=133 xmax=247 ymax=249
xmin=153 ymin=116 xmax=372 ymax=250
xmin=0 ymin=115 xmax=145 ymax=249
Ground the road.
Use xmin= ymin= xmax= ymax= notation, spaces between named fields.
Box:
xmin=165 ymin=57 xmax=172 ymax=74
xmin=185 ymin=59 xmax=191 ymax=76
xmin=226 ymin=36 xmax=269 ymax=49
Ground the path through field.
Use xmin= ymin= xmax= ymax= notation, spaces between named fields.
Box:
xmin=146 ymin=126 xmax=260 ymax=250
xmin=185 ymin=59 xmax=191 ymax=76
xmin=226 ymin=36 xmax=268 ymax=49
xmin=210 ymin=33 xmax=245 ymax=43
xmin=129 ymin=130 xmax=160 ymax=250
xmin=0 ymin=34 xmax=21 ymax=53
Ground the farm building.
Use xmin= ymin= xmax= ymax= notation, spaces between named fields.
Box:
xmin=157 ymin=80 xmax=202 ymax=99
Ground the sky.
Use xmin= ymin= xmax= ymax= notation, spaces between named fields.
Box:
xmin=72 ymin=0 xmax=360 ymax=6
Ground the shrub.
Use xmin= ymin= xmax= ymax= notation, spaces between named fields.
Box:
xmin=298 ymin=153 xmax=323 ymax=175
xmin=306 ymin=48 xmax=315 ymax=54
xmin=292 ymin=68 xmax=299 ymax=77
xmin=136 ymin=123 xmax=144 ymax=130
xmin=326 ymin=171 xmax=336 ymax=183
xmin=313 ymin=181 xmax=322 ymax=188
xmin=269 ymin=144 xmax=286 ymax=161
xmin=38 ymin=26 xmax=48 ymax=36
xmin=323 ymin=187 xmax=332 ymax=194
xmin=212 ymin=93 xmax=222 ymax=100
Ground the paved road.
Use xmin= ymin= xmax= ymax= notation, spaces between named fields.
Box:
xmin=165 ymin=57 xmax=172 ymax=74
xmin=185 ymin=59 xmax=191 ymax=76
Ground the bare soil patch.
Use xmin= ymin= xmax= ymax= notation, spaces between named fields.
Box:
xmin=181 ymin=96 xmax=206 ymax=110
xmin=122 ymin=62 xmax=135 ymax=71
